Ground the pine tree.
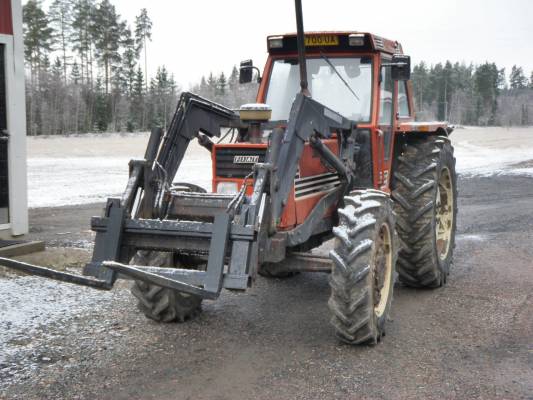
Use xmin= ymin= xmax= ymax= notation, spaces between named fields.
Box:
xmin=216 ymin=72 xmax=227 ymax=96
xmin=50 ymin=57 xmax=65 ymax=134
xmin=92 ymin=0 xmax=123 ymax=94
xmin=206 ymin=72 xmax=217 ymax=99
xmin=197 ymin=76 xmax=208 ymax=97
xmin=71 ymin=0 xmax=95 ymax=85
xmin=121 ymin=26 xmax=137 ymax=95
xmin=529 ymin=71 xmax=533 ymax=89
xmin=411 ymin=62 xmax=429 ymax=110
xmin=228 ymin=66 xmax=239 ymax=88
xmin=70 ymin=60 xmax=82 ymax=132
xmin=51 ymin=57 xmax=63 ymax=82
xmin=23 ymin=0 xmax=55 ymax=136
xmin=509 ymin=65 xmax=528 ymax=89
xmin=130 ymin=67 xmax=145 ymax=130
xmin=135 ymin=8 xmax=152 ymax=91
xmin=71 ymin=60 xmax=81 ymax=84
xmin=474 ymin=63 xmax=500 ymax=125
xmin=49 ymin=0 xmax=72 ymax=84
xmin=94 ymin=76 xmax=109 ymax=131
xmin=152 ymin=66 xmax=167 ymax=128
xmin=23 ymin=1 xmax=54 ymax=82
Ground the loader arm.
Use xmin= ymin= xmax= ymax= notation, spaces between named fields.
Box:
xmin=268 ymin=92 xmax=357 ymax=228
xmin=124 ymin=92 xmax=240 ymax=219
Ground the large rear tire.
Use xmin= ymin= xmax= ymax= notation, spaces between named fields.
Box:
xmin=392 ymin=135 xmax=457 ymax=288
xmin=328 ymin=190 xmax=398 ymax=345
xmin=130 ymin=251 xmax=202 ymax=322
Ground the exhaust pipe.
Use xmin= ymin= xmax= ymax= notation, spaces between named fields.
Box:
xmin=294 ymin=0 xmax=309 ymax=95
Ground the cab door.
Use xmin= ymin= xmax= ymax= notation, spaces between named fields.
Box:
xmin=376 ymin=61 xmax=393 ymax=189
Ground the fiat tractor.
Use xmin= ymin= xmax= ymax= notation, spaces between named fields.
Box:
xmin=0 ymin=0 xmax=457 ymax=344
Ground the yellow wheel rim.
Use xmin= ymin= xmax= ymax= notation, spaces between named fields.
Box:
xmin=435 ymin=167 xmax=454 ymax=261
xmin=374 ymin=223 xmax=393 ymax=318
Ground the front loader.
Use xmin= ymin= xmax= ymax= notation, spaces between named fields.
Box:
xmin=0 ymin=0 xmax=457 ymax=344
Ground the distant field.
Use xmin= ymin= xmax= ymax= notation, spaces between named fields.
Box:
xmin=26 ymin=127 xmax=533 ymax=208
xmin=27 ymin=133 xmax=211 ymax=208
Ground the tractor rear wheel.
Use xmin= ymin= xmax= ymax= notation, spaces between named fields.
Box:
xmin=392 ymin=135 xmax=457 ymax=288
xmin=130 ymin=251 xmax=202 ymax=322
xmin=328 ymin=190 xmax=398 ymax=345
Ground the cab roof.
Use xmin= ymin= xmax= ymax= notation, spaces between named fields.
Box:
xmin=266 ymin=31 xmax=403 ymax=55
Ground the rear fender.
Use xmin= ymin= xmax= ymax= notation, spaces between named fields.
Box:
xmin=398 ymin=122 xmax=453 ymax=136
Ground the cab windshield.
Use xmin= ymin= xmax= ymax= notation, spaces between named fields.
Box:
xmin=265 ymin=56 xmax=373 ymax=122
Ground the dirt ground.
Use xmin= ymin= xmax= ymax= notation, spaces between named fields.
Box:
xmin=0 ymin=173 xmax=531 ymax=400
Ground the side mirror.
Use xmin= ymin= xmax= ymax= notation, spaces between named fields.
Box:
xmin=239 ymin=59 xmax=261 ymax=84
xmin=391 ymin=55 xmax=411 ymax=81
xmin=239 ymin=60 xmax=254 ymax=84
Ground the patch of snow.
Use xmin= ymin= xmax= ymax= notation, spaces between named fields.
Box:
xmin=0 ymin=276 xmax=121 ymax=366
xmin=456 ymin=233 xmax=487 ymax=242
xmin=28 ymin=156 xmax=212 ymax=208
xmin=454 ymin=141 xmax=533 ymax=177
xmin=25 ymin=129 xmax=533 ymax=209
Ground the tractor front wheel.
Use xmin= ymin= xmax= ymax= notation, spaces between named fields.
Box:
xmin=130 ymin=251 xmax=202 ymax=322
xmin=328 ymin=190 xmax=398 ymax=345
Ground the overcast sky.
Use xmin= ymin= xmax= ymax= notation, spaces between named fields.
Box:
xmin=33 ymin=0 xmax=533 ymax=88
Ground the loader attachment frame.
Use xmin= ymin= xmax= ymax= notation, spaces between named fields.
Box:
xmin=0 ymin=0 xmax=364 ymax=301
xmin=0 ymin=91 xmax=357 ymax=300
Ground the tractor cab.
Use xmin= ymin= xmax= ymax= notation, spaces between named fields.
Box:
xmin=212 ymin=32 xmax=413 ymax=229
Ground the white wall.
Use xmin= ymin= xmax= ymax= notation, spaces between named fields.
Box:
xmin=0 ymin=0 xmax=28 ymax=237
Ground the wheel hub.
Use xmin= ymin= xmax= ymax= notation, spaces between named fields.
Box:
xmin=435 ymin=167 xmax=454 ymax=261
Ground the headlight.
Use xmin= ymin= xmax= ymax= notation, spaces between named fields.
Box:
xmin=348 ymin=33 xmax=365 ymax=46
xmin=216 ymin=182 xmax=239 ymax=194
xmin=268 ymin=36 xmax=283 ymax=49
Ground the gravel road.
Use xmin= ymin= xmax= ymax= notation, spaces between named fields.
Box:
xmin=1 ymin=172 xmax=532 ymax=400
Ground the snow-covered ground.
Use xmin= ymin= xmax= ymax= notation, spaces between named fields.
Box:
xmin=26 ymin=127 xmax=533 ymax=208
xmin=0 ymin=276 xmax=121 ymax=368
xmin=27 ymin=133 xmax=212 ymax=208
xmin=453 ymin=126 xmax=533 ymax=176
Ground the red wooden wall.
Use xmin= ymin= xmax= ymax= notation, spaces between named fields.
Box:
xmin=0 ymin=0 xmax=13 ymax=35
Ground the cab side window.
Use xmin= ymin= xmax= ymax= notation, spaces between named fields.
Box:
xmin=398 ymin=81 xmax=410 ymax=117
xmin=379 ymin=66 xmax=393 ymax=124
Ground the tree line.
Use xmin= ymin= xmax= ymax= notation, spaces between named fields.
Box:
xmin=411 ymin=62 xmax=533 ymax=126
xmin=22 ymin=0 xmax=532 ymax=136
xmin=23 ymin=0 xmax=181 ymax=135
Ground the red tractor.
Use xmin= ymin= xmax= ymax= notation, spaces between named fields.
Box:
xmin=0 ymin=0 xmax=456 ymax=345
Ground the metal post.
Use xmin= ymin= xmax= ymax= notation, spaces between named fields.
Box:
xmin=294 ymin=0 xmax=309 ymax=95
